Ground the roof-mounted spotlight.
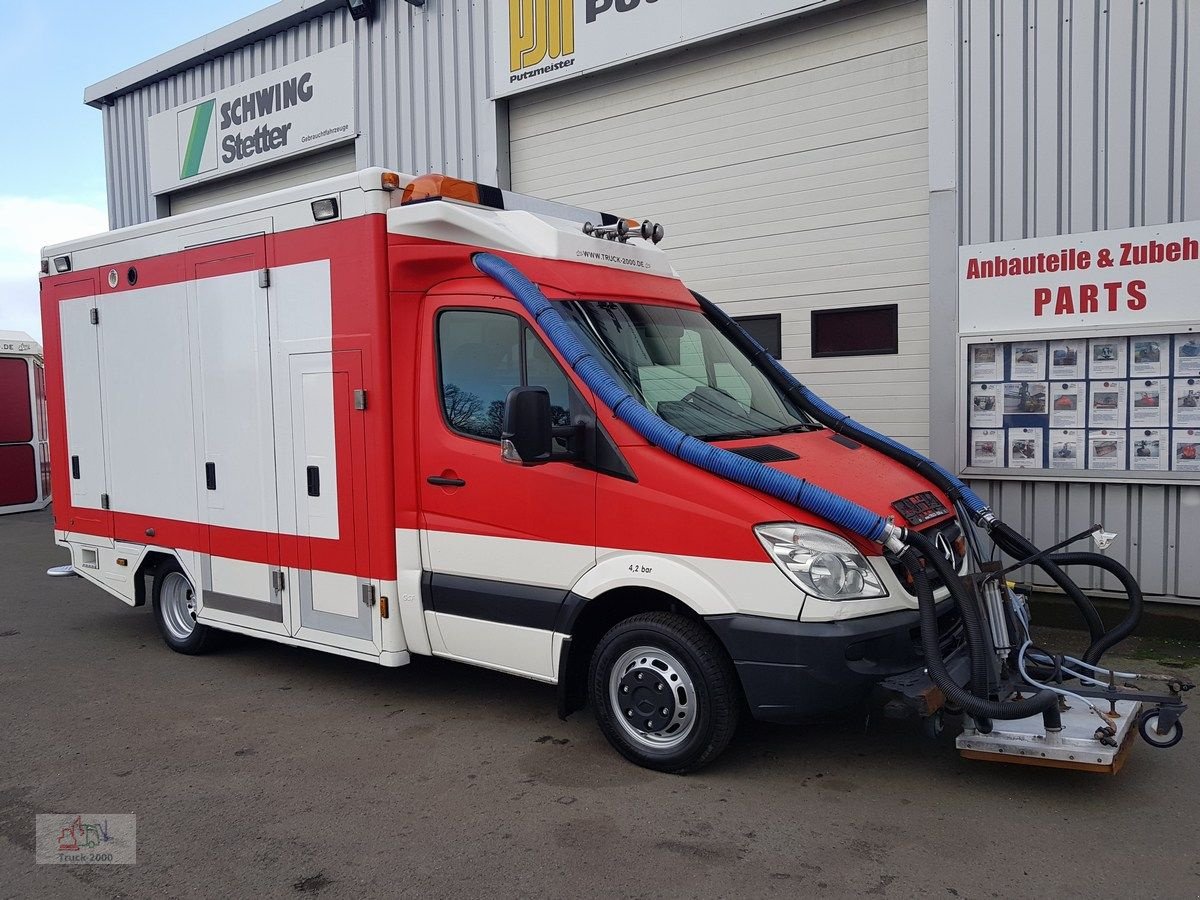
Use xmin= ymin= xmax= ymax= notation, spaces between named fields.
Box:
xmin=347 ymin=0 xmax=376 ymax=20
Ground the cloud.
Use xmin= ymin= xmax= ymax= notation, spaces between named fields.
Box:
xmin=0 ymin=196 xmax=107 ymax=342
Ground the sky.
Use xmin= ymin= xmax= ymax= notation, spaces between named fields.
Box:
xmin=0 ymin=0 xmax=270 ymax=342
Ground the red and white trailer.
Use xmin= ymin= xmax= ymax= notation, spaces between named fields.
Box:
xmin=0 ymin=330 xmax=50 ymax=514
xmin=39 ymin=169 xmax=1185 ymax=772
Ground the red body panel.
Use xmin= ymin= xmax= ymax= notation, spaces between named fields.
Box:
xmin=40 ymin=215 xmax=397 ymax=580
xmin=40 ymin=212 xmax=946 ymax=582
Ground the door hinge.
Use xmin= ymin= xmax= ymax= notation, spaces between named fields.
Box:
xmin=89 ymin=307 xmax=99 ymax=325
xmin=100 ymin=492 xmax=110 ymax=510
xmin=258 ymin=268 xmax=271 ymax=288
xmin=354 ymin=389 xmax=367 ymax=411
xmin=361 ymin=584 xmax=377 ymax=607
xmin=272 ymin=570 xmax=286 ymax=594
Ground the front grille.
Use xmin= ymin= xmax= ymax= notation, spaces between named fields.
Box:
xmin=887 ymin=518 xmax=965 ymax=597
xmin=909 ymin=603 xmax=965 ymax=660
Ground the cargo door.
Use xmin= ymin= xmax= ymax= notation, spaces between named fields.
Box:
xmin=185 ymin=232 xmax=287 ymax=634
xmin=277 ymin=350 xmax=375 ymax=650
xmin=54 ymin=279 xmax=111 ymax=536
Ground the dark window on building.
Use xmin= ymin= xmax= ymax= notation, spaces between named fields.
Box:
xmin=436 ymin=309 xmax=572 ymax=441
xmin=811 ymin=304 xmax=898 ymax=358
xmin=732 ymin=314 xmax=782 ymax=359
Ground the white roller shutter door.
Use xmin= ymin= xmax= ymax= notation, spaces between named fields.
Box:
xmin=509 ymin=0 xmax=931 ymax=452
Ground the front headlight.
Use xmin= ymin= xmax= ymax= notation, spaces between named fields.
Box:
xmin=754 ymin=523 xmax=887 ymax=600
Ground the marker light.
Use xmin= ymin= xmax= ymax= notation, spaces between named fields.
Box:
xmin=40 ymin=258 xmax=49 ymax=275
xmin=311 ymin=197 xmax=340 ymax=221
xmin=53 ymin=255 xmax=72 ymax=273
xmin=401 ymin=173 xmax=481 ymax=206
xmin=381 ymin=171 xmax=401 ymax=191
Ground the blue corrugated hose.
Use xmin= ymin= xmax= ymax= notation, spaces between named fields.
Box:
xmin=472 ymin=252 xmax=891 ymax=543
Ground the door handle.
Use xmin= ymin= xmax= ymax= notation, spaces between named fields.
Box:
xmin=205 ymin=462 xmax=217 ymax=491
xmin=427 ymin=475 xmax=467 ymax=487
xmin=71 ymin=455 xmax=80 ymax=479
xmin=307 ymin=466 xmax=321 ymax=497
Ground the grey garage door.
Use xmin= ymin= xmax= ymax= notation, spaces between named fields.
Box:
xmin=509 ymin=0 xmax=932 ymax=452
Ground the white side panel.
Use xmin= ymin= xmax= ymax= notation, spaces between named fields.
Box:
xmin=311 ymin=569 xmax=360 ymax=618
xmin=58 ymin=298 xmax=106 ymax=510
xmin=423 ymin=530 xmax=595 ymax=590
xmin=293 ymin=362 xmax=339 ymax=541
xmin=509 ymin=0 xmax=932 ymax=451
xmin=432 ymin=614 xmax=557 ymax=682
xmin=207 ymin=557 xmax=273 ymax=603
xmin=97 ymin=284 xmax=198 ymax=521
xmin=268 ymin=261 xmax=333 ymax=545
xmin=191 ymin=270 xmax=277 ymax=533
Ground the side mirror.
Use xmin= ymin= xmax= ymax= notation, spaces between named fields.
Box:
xmin=501 ymin=386 xmax=553 ymax=464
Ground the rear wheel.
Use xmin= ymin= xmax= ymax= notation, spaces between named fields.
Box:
xmin=152 ymin=561 xmax=215 ymax=655
xmin=588 ymin=612 xmax=741 ymax=773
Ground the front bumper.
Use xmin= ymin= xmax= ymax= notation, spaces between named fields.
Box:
xmin=707 ymin=600 xmax=966 ymax=723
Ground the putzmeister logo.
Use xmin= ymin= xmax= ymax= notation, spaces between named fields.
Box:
xmin=509 ymin=0 xmax=575 ymax=81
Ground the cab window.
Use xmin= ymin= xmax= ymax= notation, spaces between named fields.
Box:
xmin=437 ymin=309 xmax=572 ymax=441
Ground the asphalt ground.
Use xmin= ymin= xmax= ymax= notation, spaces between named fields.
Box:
xmin=2 ymin=507 xmax=1198 ymax=899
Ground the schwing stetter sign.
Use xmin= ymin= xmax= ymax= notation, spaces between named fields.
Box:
xmin=147 ymin=43 xmax=356 ymax=195
xmin=493 ymin=0 xmax=843 ymax=98
xmin=959 ymin=221 xmax=1200 ymax=334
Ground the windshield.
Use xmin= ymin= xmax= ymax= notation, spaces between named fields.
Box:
xmin=558 ymin=300 xmax=817 ymax=441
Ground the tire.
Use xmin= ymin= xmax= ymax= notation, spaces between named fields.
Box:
xmin=151 ymin=560 xmax=216 ymax=655
xmin=588 ymin=612 xmax=741 ymax=773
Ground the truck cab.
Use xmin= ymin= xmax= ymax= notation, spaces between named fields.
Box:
xmin=40 ymin=169 xmax=964 ymax=772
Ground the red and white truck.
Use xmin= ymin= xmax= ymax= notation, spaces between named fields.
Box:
xmin=39 ymin=169 xmax=1187 ymax=772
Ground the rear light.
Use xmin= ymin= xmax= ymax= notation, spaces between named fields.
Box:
xmin=401 ymin=173 xmax=481 ymax=205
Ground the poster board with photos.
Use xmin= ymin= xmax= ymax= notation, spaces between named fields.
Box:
xmin=958 ymin=221 xmax=1200 ymax=481
xmin=963 ymin=332 xmax=1200 ymax=478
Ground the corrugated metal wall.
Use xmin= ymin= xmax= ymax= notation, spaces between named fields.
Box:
xmin=100 ymin=0 xmax=498 ymax=229
xmin=954 ymin=0 xmax=1200 ymax=601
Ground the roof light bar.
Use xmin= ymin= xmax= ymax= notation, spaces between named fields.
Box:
xmin=401 ymin=174 xmax=485 ymax=207
xmin=398 ymin=172 xmax=664 ymax=242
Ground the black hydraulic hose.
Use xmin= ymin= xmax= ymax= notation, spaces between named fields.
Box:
xmin=899 ymin=546 xmax=1061 ymax=723
xmin=1047 ymin=551 xmax=1144 ymax=665
xmin=903 ymin=529 xmax=992 ymax=704
xmin=989 ymin=521 xmax=1106 ymax=643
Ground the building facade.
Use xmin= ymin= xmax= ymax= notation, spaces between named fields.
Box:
xmin=86 ymin=0 xmax=1200 ymax=602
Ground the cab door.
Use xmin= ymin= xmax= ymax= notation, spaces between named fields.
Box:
xmin=416 ymin=297 xmax=596 ymax=679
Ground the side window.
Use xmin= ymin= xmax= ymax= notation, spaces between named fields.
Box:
xmin=437 ymin=311 xmax=577 ymax=442
xmin=438 ymin=310 xmax=521 ymax=440
xmin=524 ymin=328 xmax=572 ymax=428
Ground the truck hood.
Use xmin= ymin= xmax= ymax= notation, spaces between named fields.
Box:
xmin=718 ymin=429 xmax=955 ymax=537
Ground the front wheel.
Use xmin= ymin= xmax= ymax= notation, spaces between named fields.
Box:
xmin=152 ymin=561 xmax=216 ymax=655
xmin=588 ymin=612 xmax=741 ymax=773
